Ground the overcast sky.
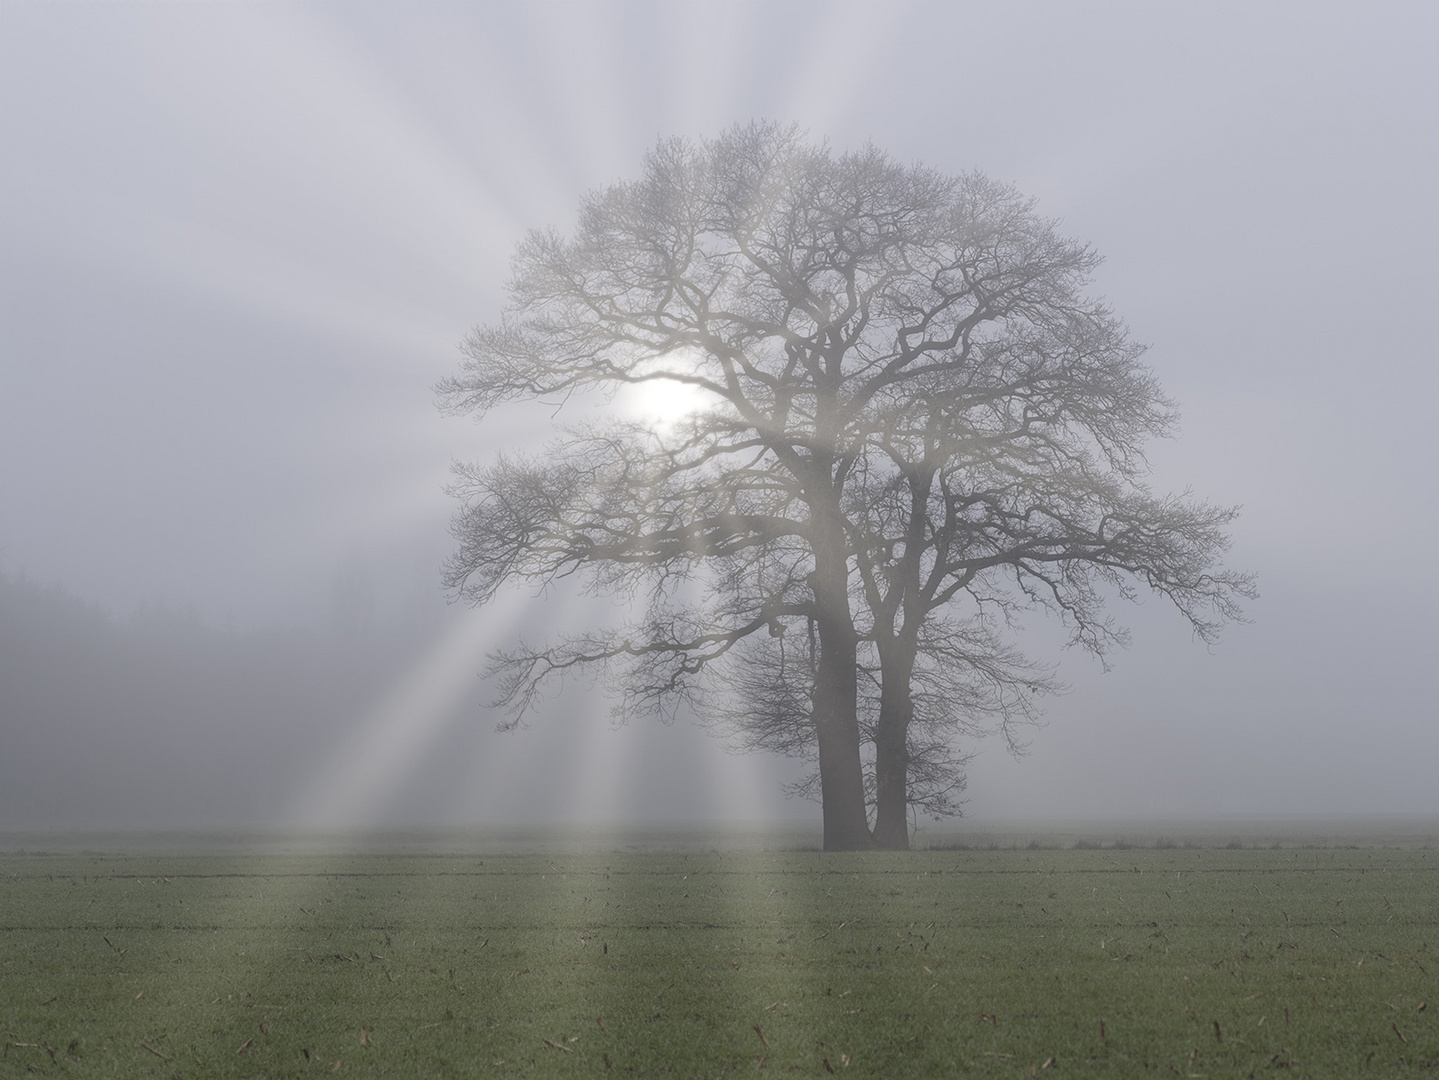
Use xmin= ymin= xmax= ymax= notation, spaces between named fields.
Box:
xmin=2 ymin=1 xmax=1436 ymax=829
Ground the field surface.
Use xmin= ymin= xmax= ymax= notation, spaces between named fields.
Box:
xmin=2 ymin=846 xmax=1436 ymax=1078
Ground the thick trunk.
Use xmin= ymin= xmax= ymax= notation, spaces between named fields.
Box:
xmin=813 ymin=613 xmax=872 ymax=850
xmin=871 ymin=637 xmax=916 ymax=849
xmin=809 ymin=496 xmax=873 ymax=852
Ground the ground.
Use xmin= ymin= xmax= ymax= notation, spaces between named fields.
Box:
xmin=2 ymin=839 xmax=1436 ymax=1077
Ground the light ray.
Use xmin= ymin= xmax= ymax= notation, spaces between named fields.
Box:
xmin=774 ymin=3 xmax=905 ymax=134
xmin=651 ymin=3 xmax=760 ymax=135
xmin=130 ymin=5 xmax=521 ymax=347
xmin=289 ymin=588 xmax=527 ymax=828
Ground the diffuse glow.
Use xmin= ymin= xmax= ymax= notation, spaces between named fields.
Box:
xmin=290 ymin=593 xmax=525 ymax=828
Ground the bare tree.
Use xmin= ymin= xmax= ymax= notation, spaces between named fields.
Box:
xmin=851 ymin=402 xmax=1252 ymax=847
xmin=439 ymin=123 xmax=1251 ymax=850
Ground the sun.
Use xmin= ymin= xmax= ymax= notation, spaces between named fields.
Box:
xmin=621 ymin=376 xmax=712 ymax=431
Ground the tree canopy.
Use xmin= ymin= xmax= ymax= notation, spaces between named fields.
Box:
xmin=439 ymin=123 xmax=1253 ymax=850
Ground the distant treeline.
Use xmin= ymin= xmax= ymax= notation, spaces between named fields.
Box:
xmin=0 ymin=571 xmax=457 ymax=828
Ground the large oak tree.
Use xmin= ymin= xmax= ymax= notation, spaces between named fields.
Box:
xmin=439 ymin=123 xmax=1251 ymax=849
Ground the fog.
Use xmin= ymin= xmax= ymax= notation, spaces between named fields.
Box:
xmin=2 ymin=1 xmax=1436 ymax=831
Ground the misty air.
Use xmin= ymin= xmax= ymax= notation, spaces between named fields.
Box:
xmin=2 ymin=3 xmax=1436 ymax=1075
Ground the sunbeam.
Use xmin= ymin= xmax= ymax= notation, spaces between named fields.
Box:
xmin=289 ymin=590 xmax=526 ymax=829
xmin=126 ymin=4 xmax=520 ymax=349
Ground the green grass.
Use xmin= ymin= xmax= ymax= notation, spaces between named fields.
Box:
xmin=2 ymin=847 xmax=1436 ymax=1077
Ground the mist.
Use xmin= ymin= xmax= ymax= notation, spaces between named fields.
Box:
xmin=2 ymin=1 xmax=1436 ymax=833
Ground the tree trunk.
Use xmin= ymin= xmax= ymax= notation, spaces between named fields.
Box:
xmin=816 ymin=741 xmax=872 ymax=849
xmin=871 ymin=636 xmax=916 ymax=849
xmin=809 ymin=494 xmax=873 ymax=852
xmin=813 ymin=614 xmax=872 ymax=850
xmin=870 ymin=470 xmax=930 ymax=850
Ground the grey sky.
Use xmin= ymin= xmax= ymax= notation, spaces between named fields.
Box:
xmin=2 ymin=1 xmax=1436 ymax=827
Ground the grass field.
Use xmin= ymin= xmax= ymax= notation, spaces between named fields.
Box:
xmin=2 ymin=844 xmax=1436 ymax=1078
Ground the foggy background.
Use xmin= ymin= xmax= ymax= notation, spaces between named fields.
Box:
xmin=2 ymin=1 xmax=1435 ymax=831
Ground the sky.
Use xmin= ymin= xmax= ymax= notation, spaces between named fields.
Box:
xmin=1 ymin=0 xmax=1436 ymax=830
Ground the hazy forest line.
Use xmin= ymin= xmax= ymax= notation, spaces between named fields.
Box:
xmin=0 ymin=570 xmax=456 ymax=827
